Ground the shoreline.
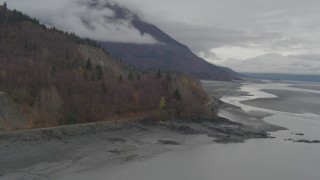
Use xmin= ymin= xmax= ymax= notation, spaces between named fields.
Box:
xmin=211 ymin=80 xmax=320 ymax=144
xmin=202 ymin=80 xmax=286 ymax=132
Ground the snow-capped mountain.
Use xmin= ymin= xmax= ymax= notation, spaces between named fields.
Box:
xmin=224 ymin=53 xmax=320 ymax=74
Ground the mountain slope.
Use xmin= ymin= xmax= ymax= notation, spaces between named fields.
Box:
xmin=98 ymin=3 xmax=239 ymax=81
xmin=0 ymin=5 xmax=210 ymax=131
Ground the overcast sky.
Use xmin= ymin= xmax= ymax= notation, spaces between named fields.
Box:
xmin=2 ymin=0 xmax=320 ymax=68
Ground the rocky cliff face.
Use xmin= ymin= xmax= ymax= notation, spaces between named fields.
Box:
xmin=0 ymin=92 xmax=27 ymax=131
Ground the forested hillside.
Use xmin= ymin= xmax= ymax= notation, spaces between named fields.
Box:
xmin=0 ymin=4 xmax=209 ymax=130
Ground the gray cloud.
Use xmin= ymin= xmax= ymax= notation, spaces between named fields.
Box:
xmin=161 ymin=22 xmax=284 ymax=53
xmin=2 ymin=0 xmax=158 ymax=44
xmin=117 ymin=0 xmax=320 ymax=60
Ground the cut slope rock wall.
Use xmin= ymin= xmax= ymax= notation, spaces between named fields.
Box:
xmin=0 ymin=92 xmax=27 ymax=132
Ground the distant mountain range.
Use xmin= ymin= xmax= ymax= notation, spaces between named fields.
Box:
xmin=224 ymin=53 xmax=320 ymax=75
xmin=241 ymin=73 xmax=320 ymax=83
xmin=95 ymin=2 xmax=239 ymax=81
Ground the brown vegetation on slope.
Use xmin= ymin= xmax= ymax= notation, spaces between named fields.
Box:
xmin=0 ymin=5 xmax=209 ymax=130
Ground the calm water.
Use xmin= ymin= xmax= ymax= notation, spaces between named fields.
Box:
xmin=60 ymin=81 xmax=320 ymax=180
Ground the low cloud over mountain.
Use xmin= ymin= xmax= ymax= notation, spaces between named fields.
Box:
xmin=3 ymin=0 xmax=157 ymax=44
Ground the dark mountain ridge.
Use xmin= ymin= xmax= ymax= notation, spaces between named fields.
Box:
xmin=97 ymin=2 xmax=239 ymax=81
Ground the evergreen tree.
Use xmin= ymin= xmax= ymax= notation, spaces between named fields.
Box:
xmin=164 ymin=73 xmax=172 ymax=89
xmin=173 ymin=88 xmax=182 ymax=101
xmin=118 ymin=74 xmax=123 ymax=83
xmin=90 ymin=72 xmax=95 ymax=80
xmin=95 ymin=64 xmax=103 ymax=80
xmin=85 ymin=58 xmax=92 ymax=70
xmin=128 ymin=71 xmax=134 ymax=80
xmin=101 ymin=81 xmax=107 ymax=93
xmin=156 ymin=68 xmax=162 ymax=79
xmin=52 ymin=65 xmax=56 ymax=73
xmin=166 ymin=73 xmax=172 ymax=82
xmin=3 ymin=2 xmax=7 ymax=10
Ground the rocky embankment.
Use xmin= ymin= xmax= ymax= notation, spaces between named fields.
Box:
xmin=0 ymin=115 xmax=272 ymax=179
xmin=0 ymin=92 xmax=27 ymax=132
xmin=0 ymin=80 xmax=278 ymax=179
xmin=159 ymin=116 xmax=270 ymax=143
xmin=0 ymin=116 xmax=271 ymax=147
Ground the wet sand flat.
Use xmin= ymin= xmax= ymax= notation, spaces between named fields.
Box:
xmin=289 ymin=84 xmax=320 ymax=91
xmin=202 ymin=80 xmax=284 ymax=132
xmin=241 ymin=89 xmax=320 ymax=115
